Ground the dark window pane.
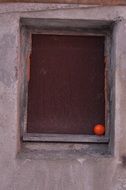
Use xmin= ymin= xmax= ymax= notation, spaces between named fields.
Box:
xmin=27 ymin=34 xmax=105 ymax=135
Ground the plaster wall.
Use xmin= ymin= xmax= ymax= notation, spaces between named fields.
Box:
xmin=0 ymin=3 xmax=126 ymax=190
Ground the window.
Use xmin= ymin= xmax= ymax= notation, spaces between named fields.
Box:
xmin=21 ymin=18 xmax=113 ymax=143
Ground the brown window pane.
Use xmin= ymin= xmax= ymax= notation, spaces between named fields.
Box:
xmin=27 ymin=34 xmax=105 ymax=135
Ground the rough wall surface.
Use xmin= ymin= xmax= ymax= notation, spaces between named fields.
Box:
xmin=0 ymin=3 xmax=126 ymax=190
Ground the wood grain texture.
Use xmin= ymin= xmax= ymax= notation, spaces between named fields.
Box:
xmin=0 ymin=0 xmax=126 ymax=5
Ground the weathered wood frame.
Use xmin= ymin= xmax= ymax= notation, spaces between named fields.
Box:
xmin=20 ymin=18 xmax=113 ymax=143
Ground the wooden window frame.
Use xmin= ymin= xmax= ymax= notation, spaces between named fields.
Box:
xmin=20 ymin=18 xmax=114 ymax=143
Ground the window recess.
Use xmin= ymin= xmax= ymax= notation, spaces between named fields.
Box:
xmin=20 ymin=19 xmax=113 ymax=143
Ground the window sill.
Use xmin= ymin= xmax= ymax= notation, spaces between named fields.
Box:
xmin=18 ymin=141 xmax=111 ymax=160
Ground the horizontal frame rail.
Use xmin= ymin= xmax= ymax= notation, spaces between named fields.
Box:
xmin=23 ymin=133 xmax=109 ymax=143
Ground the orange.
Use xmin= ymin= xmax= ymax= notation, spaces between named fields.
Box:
xmin=93 ymin=124 xmax=105 ymax=136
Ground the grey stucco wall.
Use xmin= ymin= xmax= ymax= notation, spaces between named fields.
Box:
xmin=0 ymin=3 xmax=126 ymax=190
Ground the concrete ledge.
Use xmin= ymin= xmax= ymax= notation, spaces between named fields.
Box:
xmin=0 ymin=0 xmax=126 ymax=6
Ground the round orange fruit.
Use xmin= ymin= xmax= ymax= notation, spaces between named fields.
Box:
xmin=93 ymin=124 xmax=105 ymax=136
